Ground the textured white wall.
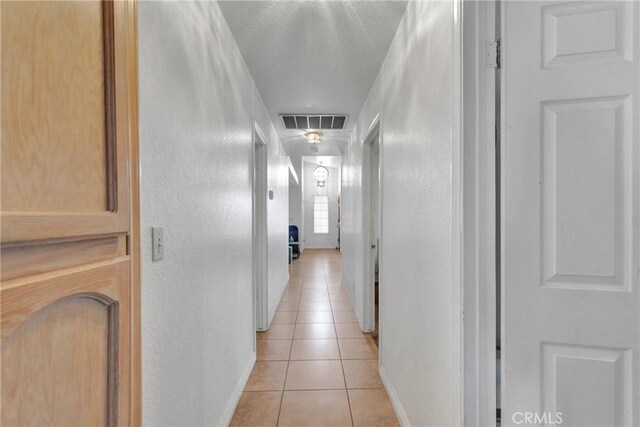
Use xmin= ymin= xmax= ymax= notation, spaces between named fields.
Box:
xmin=139 ymin=2 xmax=288 ymax=425
xmin=303 ymin=163 xmax=339 ymax=249
xmin=341 ymin=1 xmax=461 ymax=424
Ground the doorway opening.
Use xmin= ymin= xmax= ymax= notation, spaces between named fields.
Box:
xmin=363 ymin=120 xmax=381 ymax=344
xmin=252 ymin=123 xmax=268 ymax=331
xmin=300 ymin=156 xmax=342 ymax=250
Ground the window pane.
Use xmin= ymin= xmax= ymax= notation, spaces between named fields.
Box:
xmin=313 ymin=195 xmax=329 ymax=234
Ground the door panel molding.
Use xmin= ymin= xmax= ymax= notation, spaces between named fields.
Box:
xmin=541 ymin=95 xmax=631 ymax=292
xmin=1 ymin=236 xmax=125 ymax=281
xmin=1 ymin=261 xmax=130 ymax=426
xmin=102 ymin=0 xmax=118 ymax=212
xmin=1 ymin=0 xmax=131 ymax=244
xmin=541 ymin=342 xmax=632 ymax=426
xmin=1 ymin=259 xmax=128 ymax=339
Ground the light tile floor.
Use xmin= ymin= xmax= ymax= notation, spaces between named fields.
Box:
xmin=231 ymin=249 xmax=398 ymax=427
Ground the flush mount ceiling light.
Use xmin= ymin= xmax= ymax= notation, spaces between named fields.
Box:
xmin=304 ymin=131 xmax=323 ymax=144
xmin=313 ymin=165 xmax=329 ymax=187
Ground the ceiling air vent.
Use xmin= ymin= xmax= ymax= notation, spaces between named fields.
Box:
xmin=281 ymin=114 xmax=348 ymax=130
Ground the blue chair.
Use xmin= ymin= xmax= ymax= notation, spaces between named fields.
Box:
xmin=289 ymin=225 xmax=300 ymax=259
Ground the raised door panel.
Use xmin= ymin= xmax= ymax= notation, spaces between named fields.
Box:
xmin=1 ymin=260 xmax=130 ymax=427
xmin=0 ymin=0 xmax=130 ymax=243
xmin=2 ymin=298 xmax=110 ymax=427
xmin=1 ymin=1 xmax=108 ymax=213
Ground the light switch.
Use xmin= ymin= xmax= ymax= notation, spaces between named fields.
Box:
xmin=268 ymin=190 xmax=274 ymax=200
xmin=152 ymin=227 xmax=164 ymax=261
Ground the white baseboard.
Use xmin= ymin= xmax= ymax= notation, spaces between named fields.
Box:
xmin=267 ymin=278 xmax=290 ymax=328
xmin=217 ymin=351 xmax=256 ymax=427
xmin=379 ymin=365 xmax=410 ymax=427
xmin=345 ymin=285 xmax=365 ymax=331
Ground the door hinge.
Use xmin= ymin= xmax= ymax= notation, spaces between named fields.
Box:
xmin=487 ymin=40 xmax=501 ymax=69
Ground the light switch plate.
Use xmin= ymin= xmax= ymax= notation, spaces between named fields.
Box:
xmin=152 ymin=227 xmax=164 ymax=261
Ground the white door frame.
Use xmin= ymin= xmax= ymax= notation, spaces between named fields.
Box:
xmin=462 ymin=0 xmax=498 ymax=425
xmin=252 ymin=121 xmax=269 ymax=331
xmin=361 ymin=115 xmax=381 ymax=334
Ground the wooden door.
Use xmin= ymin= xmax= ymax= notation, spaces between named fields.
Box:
xmin=502 ymin=1 xmax=639 ymax=425
xmin=1 ymin=1 xmax=140 ymax=425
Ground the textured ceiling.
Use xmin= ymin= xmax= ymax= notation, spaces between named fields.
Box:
xmin=218 ymin=0 xmax=407 ymax=157
xmin=303 ymin=155 xmax=342 ymax=168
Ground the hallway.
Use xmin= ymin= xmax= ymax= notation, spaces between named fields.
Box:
xmin=231 ymin=250 xmax=398 ymax=426
xmin=3 ymin=0 xmax=639 ymax=425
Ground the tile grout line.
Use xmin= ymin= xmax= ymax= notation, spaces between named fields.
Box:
xmin=275 ymin=277 xmax=302 ymax=426
xmin=326 ymin=264 xmax=356 ymax=427
xmin=243 ymin=385 xmax=383 ymax=393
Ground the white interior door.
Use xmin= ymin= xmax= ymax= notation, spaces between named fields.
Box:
xmin=370 ymin=135 xmax=380 ymax=334
xmin=253 ymin=130 xmax=268 ymax=331
xmin=362 ymin=126 xmax=380 ymax=332
xmin=502 ymin=1 xmax=639 ymax=426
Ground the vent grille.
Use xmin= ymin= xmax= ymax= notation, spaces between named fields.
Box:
xmin=281 ymin=114 xmax=347 ymax=130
